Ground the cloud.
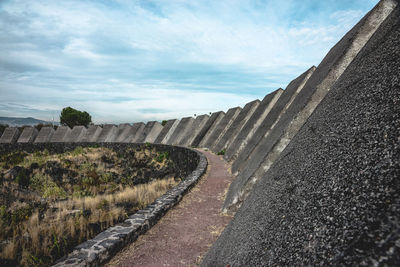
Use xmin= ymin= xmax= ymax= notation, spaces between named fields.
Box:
xmin=0 ymin=0 xmax=379 ymax=123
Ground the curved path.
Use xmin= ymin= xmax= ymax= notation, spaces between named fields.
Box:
xmin=106 ymin=150 xmax=235 ymax=267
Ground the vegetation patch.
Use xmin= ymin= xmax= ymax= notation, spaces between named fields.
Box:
xmin=0 ymin=146 xmax=178 ymax=266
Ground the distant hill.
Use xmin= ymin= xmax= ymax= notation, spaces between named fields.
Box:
xmin=0 ymin=117 xmax=58 ymax=126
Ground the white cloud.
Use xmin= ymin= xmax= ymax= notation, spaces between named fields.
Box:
xmin=0 ymin=0 xmax=379 ymax=122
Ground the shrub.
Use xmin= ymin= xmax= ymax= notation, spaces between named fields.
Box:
xmin=60 ymin=107 xmax=92 ymax=128
xmin=217 ymin=149 xmax=225 ymax=155
xmin=161 ymin=120 xmax=167 ymax=126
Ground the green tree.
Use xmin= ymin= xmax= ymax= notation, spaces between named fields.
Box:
xmin=60 ymin=107 xmax=92 ymax=128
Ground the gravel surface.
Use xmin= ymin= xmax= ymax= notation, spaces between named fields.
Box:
xmin=202 ymin=4 xmax=400 ymax=266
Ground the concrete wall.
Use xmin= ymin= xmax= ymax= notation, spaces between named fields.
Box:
xmin=135 ymin=121 xmax=158 ymax=143
xmin=144 ymin=121 xmax=163 ymax=143
xmin=113 ymin=124 xmax=132 ymax=143
xmin=212 ymin=100 xmax=260 ymax=153
xmin=223 ymin=0 xmax=397 ymax=212
xmin=198 ymin=112 xmax=225 ymax=148
xmin=190 ymin=112 xmax=224 ymax=147
xmin=203 ymin=2 xmax=399 ymax=264
xmin=81 ymin=125 xmax=102 ymax=142
xmin=96 ymin=124 xmax=118 ymax=142
xmin=179 ymin=115 xmax=209 ymax=147
xmin=50 ymin=126 xmax=72 ymax=143
xmin=173 ymin=117 xmax=195 ymax=145
xmin=64 ymin=126 xmax=87 ymax=142
xmin=129 ymin=122 xmax=146 ymax=143
xmin=0 ymin=127 xmax=20 ymax=143
xmin=224 ymin=89 xmax=283 ymax=162
xmin=154 ymin=119 xmax=179 ymax=144
xmin=230 ymin=66 xmax=315 ymax=174
xmin=34 ymin=127 xmax=55 ymax=143
xmin=163 ymin=117 xmax=193 ymax=145
xmin=160 ymin=120 xmax=180 ymax=144
xmin=17 ymin=127 xmax=38 ymax=143
xmin=208 ymin=107 xmax=242 ymax=152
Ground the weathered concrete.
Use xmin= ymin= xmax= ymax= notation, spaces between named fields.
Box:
xmin=163 ymin=117 xmax=193 ymax=145
xmin=223 ymin=0 xmax=397 ymax=212
xmin=17 ymin=127 xmax=38 ymax=143
xmin=231 ymin=66 xmax=315 ymax=174
xmin=135 ymin=121 xmax=158 ymax=143
xmin=224 ymin=89 xmax=283 ymax=162
xmin=212 ymin=100 xmax=260 ymax=153
xmin=0 ymin=127 xmax=20 ymax=143
xmin=206 ymin=107 xmax=242 ymax=151
xmin=172 ymin=117 xmax=195 ymax=145
xmin=179 ymin=115 xmax=209 ymax=147
xmin=64 ymin=126 xmax=87 ymax=142
xmin=144 ymin=121 xmax=163 ymax=143
xmin=129 ymin=123 xmax=146 ymax=143
xmin=203 ymin=3 xmax=400 ymax=264
xmin=154 ymin=119 xmax=179 ymax=144
xmin=198 ymin=112 xmax=225 ymax=148
xmin=96 ymin=124 xmax=118 ymax=142
xmin=190 ymin=112 xmax=224 ymax=147
xmin=113 ymin=124 xmax=132 ymax=143
xmin=160 ymin=120 xmax=180 ymax=144
xmin=50 ymin=126 xmax=72 ymax=142
xmin=34 ymin=127 xmax=55 ymax=143
xmin=80 ymin=125 xmax=102 ymax=142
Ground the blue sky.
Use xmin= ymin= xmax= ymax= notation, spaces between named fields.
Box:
xmin=0 ymin=0 xmax=378 ymax=124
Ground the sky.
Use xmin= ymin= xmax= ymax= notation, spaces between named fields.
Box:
xmin=0 ymin=0 xmax=379 ymax=124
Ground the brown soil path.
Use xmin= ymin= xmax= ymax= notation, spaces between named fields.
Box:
xmin=106 ymin=150 xmax=234 ymax=267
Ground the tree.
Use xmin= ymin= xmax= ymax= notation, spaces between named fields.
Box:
xmin=60 ymin=107 xmax=92 ymax=128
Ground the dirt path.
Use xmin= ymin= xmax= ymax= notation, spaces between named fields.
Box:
xmin=106 ymin=150 xmax=234 ymax=267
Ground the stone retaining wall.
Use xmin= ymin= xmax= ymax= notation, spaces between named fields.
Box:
xmin=0 ymin=142 xmax=207 ymax=267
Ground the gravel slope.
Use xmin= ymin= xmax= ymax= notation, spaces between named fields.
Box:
xmin=202 ymin=4 xmax=400 ymax=266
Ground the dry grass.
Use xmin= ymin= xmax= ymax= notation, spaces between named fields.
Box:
xmin=1 ymin=177 xmax=177 ymax=266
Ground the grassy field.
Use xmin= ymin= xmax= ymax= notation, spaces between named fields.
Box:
xmin=0 ymin=146 xmax=178 ymax=266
